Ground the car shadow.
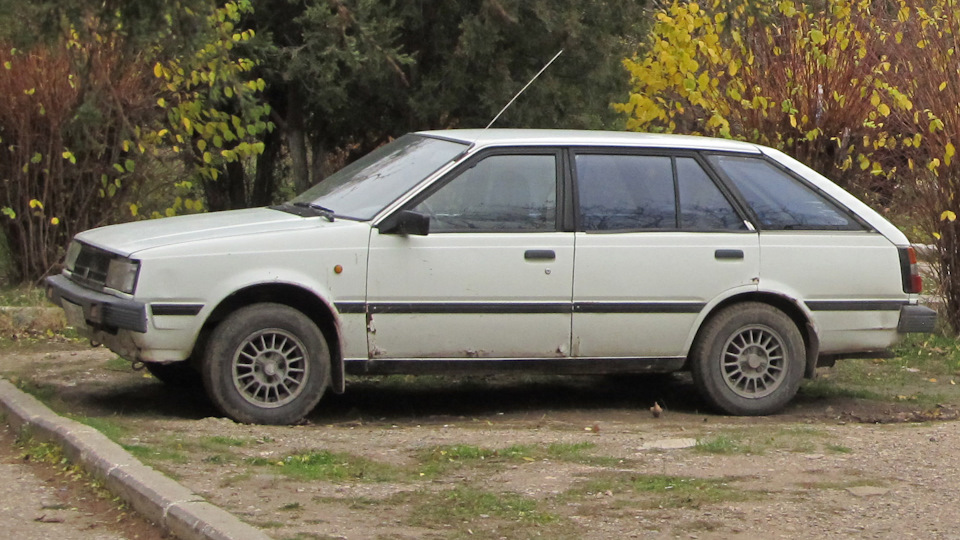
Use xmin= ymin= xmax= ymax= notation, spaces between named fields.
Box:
xmin=58 ymin=378 xmax=218 ymax=421
xmin=44 ymin=372 xmax=706 ymax=424
xmin=308 ymin=373 xmax=710 ymax=424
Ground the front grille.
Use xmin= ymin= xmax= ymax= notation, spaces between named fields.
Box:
xmin=70 ymin=244 xmax=113 ymax=288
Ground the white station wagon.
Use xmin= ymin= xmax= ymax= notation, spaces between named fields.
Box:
xmin=46 ymin=129 xmax=936 ymax=424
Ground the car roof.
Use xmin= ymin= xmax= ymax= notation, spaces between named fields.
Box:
xmin=416 ymin=129 xmax=763 ymax=154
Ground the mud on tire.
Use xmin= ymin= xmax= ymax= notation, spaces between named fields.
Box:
xmin=691 ymin=302 xmax=805 ymax=416
xmin=202 ymin=303 xmax=330 ymax=425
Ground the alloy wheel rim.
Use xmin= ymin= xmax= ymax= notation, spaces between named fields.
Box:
xmin=231 ymin=329 xmax=309 ymax=408
xmin=720 ymin=324 xmax=787 ymax=399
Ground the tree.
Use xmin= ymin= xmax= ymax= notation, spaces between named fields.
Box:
xmin=0 ymin=0 xmax=272 ymax=281
xmin=617 ymin=0 xmax=960 ymax=333
xmin=616 ymin=0 xmax=902 ymax=200
xmin=247 ymin=0 xmax=411 ymax=195
xmin=247 ymin=0 xmax=646 ymax=192
xmin=148 ymin=0 xmax=273 ymax=212
xmin=886 ymin=1 xmax=960 ymax=332
xmin=0 ymin=18 xmax=160 ymax=282
xmin=396 ymin=0 xmax=645 ymax=131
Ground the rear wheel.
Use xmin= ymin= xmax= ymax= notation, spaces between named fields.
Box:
xmin=691 ymin=302 xmax=804 ymax=416
xmin=202 ymin=303 xmax=330 ymax=425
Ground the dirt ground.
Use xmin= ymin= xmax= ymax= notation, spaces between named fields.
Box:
xmin=4 ymin=342 xmax=960 ymax=539
xmin=0 ymin=413 xmax=169 ymax=540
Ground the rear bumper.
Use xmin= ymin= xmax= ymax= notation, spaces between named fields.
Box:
xmin=898 ymin=304 xmax=937 ymax=333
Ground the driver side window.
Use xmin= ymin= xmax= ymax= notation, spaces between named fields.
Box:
xmin=413 ymin=154 xmax=558 ymax=232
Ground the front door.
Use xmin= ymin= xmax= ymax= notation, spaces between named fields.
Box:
xmin=366 ymin=150 xmax=574 ymax=360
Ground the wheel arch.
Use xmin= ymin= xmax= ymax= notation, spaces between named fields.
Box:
xmin=689 ymin=292 xmax=820 ymax=378
xmin=194 ymin=282 xmax=346 ymax=393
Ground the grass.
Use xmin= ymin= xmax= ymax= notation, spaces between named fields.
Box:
xmin=797 ymin=332 xmax=960 ymax=407
xmin=695 ymin=434 xmax=754 ymax=455
xmin=279 ymin=534 xmax=332 ymax=540
xmin=0 ymin=285 xmax=48 ymax=307
xmin=122 ymin=443 xmax=188 ymax=463
xmin=417 ymin=442 xmax=619 ymax=477
xmin=797 ymin=479 xmax=886 ymax=490
xmin=12 ymin=378 xmax=58 ymax=402
xmin=248 ymin=449 xmax=403 ymax=482
xmin=311 ymin=495 xmax=382 ymax=510
xmin=103 ymin=356 xmax=133 ymax=372
xmin=405 ymin=486 xmax=557 ymax=526
xmin=894 ymin=333 xmax=960 ymax=374
xmin=206 ymin=435 xmax=249 ymax=447
xmin=71 ymin=415 xmax=131 ymax=441
xmin=695 ymin=426 xmax=840 ymax=456
xmin=563 ymin=472 xmax=754 ymax=509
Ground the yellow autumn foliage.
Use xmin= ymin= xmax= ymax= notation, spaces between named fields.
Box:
xmin=615 ymin=0 xmax=908 ymax=192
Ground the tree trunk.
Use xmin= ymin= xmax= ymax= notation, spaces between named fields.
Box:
xmin=286 ymin=90 xmax=310 ymax=193
xmin=251 ymin=129 xmax=281 ymax=206
xmin=310 ymin=138 xmax=326 ymax=185
xmin=225 ymin=160 xmax=247 ymax=209
xmin=940 ymin=219 xmax=960 ymax=335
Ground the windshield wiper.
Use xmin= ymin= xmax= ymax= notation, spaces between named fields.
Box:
xmin=292 ymin=202 xmax=336 ymax=222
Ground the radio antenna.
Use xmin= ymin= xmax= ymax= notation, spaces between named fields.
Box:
xmin=485 ymin=49 xmax=564 ymax=129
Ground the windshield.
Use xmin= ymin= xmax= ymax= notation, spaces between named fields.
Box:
xmin=288 ymin=134 xmax=469 ymax=220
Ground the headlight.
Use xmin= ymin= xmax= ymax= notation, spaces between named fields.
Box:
xmin=105 ymin=258 xmax=140 ymax=294
xmin=64 ymin=241 xmax=82 ymax=271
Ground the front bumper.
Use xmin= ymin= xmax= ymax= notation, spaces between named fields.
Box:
xmin=45 ymin=274 xmax=147 ymax=333
xmin=898 ymin=304 xmax=937 ymax=333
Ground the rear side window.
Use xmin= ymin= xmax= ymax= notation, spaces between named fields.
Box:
xmin=575 ymin=154 xmax=745 ymax=231
xmin=576 ymin=155 xmax=675 ymax=230
xmin=707 ymin=155 xmax=863 ymax=230
xmin=676 ymin=158 xmax=744 ymax=230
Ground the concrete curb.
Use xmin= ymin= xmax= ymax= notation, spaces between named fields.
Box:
xmin=0 ymin=378 xmax=271 ymax=540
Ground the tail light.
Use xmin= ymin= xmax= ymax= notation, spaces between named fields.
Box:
xmin=898 ymin=246 xmax=923 ymax=294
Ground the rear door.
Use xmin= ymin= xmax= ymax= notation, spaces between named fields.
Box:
xmin=571 ymin=151 xmax=759 ymax=361
xmin=705 ymin=154 xmax=903 ymax=354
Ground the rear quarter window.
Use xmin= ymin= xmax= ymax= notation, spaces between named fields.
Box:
xmin=707 ymin=155 xmax=864 ymax=231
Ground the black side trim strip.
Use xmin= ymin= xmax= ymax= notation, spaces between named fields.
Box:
xmin=365 ymin=302 xmax=706 ymax=315
xmin=335 ymin=302 xmax=366 ymax=314
xmin=370 ymin=302 xmax=571 ymax=314
xmin=151 ymin=304 xmax=203 ymax=316
xmin=805 ymin=300 xmax=907 ymax=312
xmin=574 ymin=302 xmax=705 ymax=314
xmin=345 ymin=357 xmax=687 ymax=376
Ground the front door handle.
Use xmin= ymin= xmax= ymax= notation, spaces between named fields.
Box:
xmin=715 ymin=249 xmax=744 ymax=260
xmin=525 ymin=249 xmax=556 ymax=261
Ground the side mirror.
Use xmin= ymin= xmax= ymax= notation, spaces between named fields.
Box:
xmin=378 ymin=210 xmax=430 ymax=236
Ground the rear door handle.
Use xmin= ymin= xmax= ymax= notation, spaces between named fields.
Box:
xmin=525 ymin=249 xmax=556 ymax=261
xmin=715 ymin=249 xmax=744 ymax=260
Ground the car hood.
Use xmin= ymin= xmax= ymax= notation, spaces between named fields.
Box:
xmin=76 ymin=207 xmax=349 ymax=257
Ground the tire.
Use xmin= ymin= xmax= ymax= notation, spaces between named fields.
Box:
xmin=145 ymin=361 xmax=201 ymax=388
xmin=690 ymin=302 xmax=804 ymax=416
xmin=202 ymin=303 xmax=330 ymax=425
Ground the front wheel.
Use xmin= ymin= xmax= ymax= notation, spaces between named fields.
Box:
xmin=202 ymin=303 xmax=330 ymax=425
xmin=690 ymin=302 xmax=805 ymax=416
